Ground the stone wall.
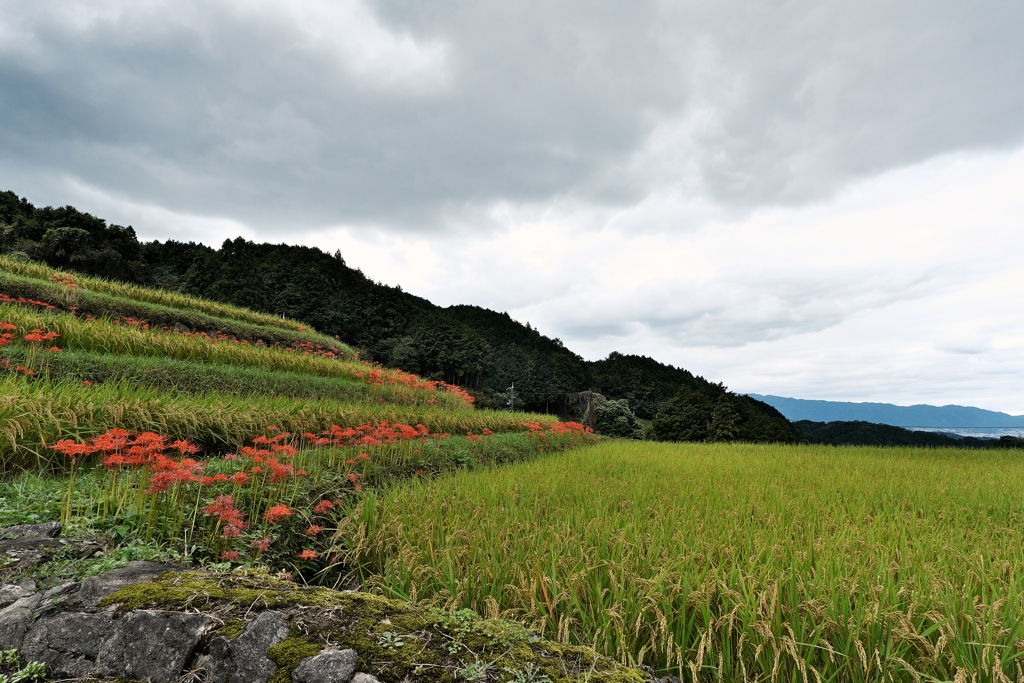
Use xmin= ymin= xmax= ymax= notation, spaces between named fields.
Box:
xmin=0 ymin=523 xmax=665 ymax=683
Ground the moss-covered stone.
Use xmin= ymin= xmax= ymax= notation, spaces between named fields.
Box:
xmin=212 ymin=617 xmax=248 ymax=639
xmin=266 ymin=629 xmax=322 ymax=683
xmin=97 ymin=570 xmax=646 ymax=683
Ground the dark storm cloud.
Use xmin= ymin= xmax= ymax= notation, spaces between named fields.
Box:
xmin=1 ymin=0 xmax=1023 ymax=233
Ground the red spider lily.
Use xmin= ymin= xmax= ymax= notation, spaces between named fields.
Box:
xmin=313 ymin=499 xmax=335 ymax=514
xmin=0 ymin=294 xmax=56 ymax=309
xmin=296 ymin=549 xmax=318 ymax=560
xmin=145 ymin=469 xmax=199 ymax=494
xmin=82 ymin=380 xmax=92 ymax=386
xmin=306 ymin=525 xmax=324 ymax=536
xmin=251 ymin=538 xmax=271 ymax=552
xmin=264 ymin=503 xmax=293 ymax=523
xmin=170 ymin=440 xmax=200 ymax=454
xmin=266 ymin=459 xmax=294 ymax=483
xmin=221 ymin=550 xmax=240 ymax=561
xmin=22 ymin=329 xmax=59 ymax=343
xmin=51 ymin=439 xmax=100 ymax=462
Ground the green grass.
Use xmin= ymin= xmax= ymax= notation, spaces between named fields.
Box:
xmin=343 ymin=440 xmax=1024 ymax=682
xmin=0 ymin=256 xmax=309 ymax=332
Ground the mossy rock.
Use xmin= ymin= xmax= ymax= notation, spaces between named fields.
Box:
xmin=100 ymin=570 xmax=647 ymax=683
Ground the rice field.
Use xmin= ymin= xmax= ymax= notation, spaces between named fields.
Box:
xmin=343 ymin=441 xmax=1024 ymax=683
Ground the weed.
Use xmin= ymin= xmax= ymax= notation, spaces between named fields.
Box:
xmin=504 ymin=662 xmax=553 ymax=683
xmin=457 ymin=659 xmax=490 ymax=682
xmin=376 ymin=631 xmax=406 ymax=650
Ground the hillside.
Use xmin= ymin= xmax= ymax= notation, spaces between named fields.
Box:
xmin=1 ymin=189 xmax=787 ymax=430
xmin=752 ymin=393 xmax=1024 ymax=427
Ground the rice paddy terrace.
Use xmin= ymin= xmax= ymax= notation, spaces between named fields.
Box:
xmin=0 ymin=257 xmax=585 ymax=582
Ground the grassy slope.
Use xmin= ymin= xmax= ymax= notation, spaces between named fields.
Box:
xmin=0 ymin=260 xmax=560 ymax=471
xmin=345 ymin=440 xmax=1024 ymax=682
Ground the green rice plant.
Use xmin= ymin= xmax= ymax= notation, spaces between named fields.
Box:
xmin=342 ymin=441 xmax=1024 ymax=683
xmin=0 ymin=256 xmax=306 ymax=332
xmin=0 ymin=375 xmax=556 ymax=473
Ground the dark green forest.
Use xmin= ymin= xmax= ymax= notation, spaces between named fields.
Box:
xmin=1 ymin=189 xmax=797 ymax=441
xmin=795 ymin=420 xmax=1024 ymax=449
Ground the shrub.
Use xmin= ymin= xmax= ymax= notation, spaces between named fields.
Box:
xmin=593 ymin=397 xmax=644 ymax=440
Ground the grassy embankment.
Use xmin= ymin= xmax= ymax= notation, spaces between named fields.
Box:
xmin=345 ymin=440 xmax=1024 ymax=683
xmin=0 ymin=257 xmax=585 ymax=580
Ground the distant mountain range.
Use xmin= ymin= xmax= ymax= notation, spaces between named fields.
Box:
xmin=748 ymin=395 xmax=1024 ymax=428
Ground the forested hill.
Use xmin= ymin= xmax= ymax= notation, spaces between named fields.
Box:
xmin=752 ymin=394 xmax=1024 ymax=428
xmin=0 ymin=189 xmax=731 ymax=417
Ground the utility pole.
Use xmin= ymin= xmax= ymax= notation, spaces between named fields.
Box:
xmin=506 ymin=381 xmax=516 ymax=412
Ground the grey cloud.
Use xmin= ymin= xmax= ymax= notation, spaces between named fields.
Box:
xmin=664 ymin=1 xmax=1024 ymax=206
xmin=2 ymin=0 xmax=1024 ymax=234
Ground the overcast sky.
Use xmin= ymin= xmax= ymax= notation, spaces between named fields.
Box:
xmin=3 ymin=0 xmax=1024 ymax=412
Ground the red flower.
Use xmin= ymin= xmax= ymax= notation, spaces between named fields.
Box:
xmin=264 ymin=503 xmax=293 ymax=523
xmin=306 ymin=525 xmax=324 ymax=536
xmin=297 ymin=549 xmax=317 ymax=560
xmin=221 ymin=550 xmax=240 ymax=561
xmin=313 ymin=499 xmax=335 ymax=514
xmin=251 ymin=538 xmax=271 ymax=552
